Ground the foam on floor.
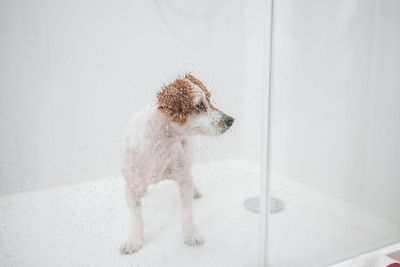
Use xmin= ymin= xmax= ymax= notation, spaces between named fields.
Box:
xmin=0 ymin=159 xmax=398 ymax=267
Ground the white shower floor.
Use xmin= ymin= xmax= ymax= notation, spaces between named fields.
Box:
xmin=0 ymin=159 xmax=398 ymax=267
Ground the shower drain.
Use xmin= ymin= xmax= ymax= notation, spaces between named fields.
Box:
xmin=243 ymin=197 xmax=284 ymax=214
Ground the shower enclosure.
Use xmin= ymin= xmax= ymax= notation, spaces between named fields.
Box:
xmin=1 ymin=0 xmax=399 ymax=266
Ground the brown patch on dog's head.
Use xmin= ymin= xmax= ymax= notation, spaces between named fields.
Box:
xmin=157 ymin=78 xmax=196 ymax=125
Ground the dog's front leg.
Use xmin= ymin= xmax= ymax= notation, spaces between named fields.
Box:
xmin=120 ymin=184 xmax=146 ymax=254
xmin=178 ymin=176 xmax=204 ymax=247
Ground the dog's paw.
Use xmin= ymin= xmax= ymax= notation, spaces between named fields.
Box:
xmin=194 ymin=191 xmax=202 ymax=199
xmin=184 ymin=233 xmax=204 ymax=247
xmin=120 ymin=239 xmax=143 ymax=255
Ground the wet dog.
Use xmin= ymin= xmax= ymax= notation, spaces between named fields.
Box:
xmin=120 ymin=74 xmax=234 ymax=254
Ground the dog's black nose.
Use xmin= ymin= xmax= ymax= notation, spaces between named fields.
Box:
xmin=224 ymin=115 xmax=234 ymax=127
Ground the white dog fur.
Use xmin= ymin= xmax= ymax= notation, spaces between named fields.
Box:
xmin=120 ymin=74 xmax=234 ymax=254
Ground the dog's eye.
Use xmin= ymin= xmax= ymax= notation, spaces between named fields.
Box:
xmin=195 ymin=101 xmax=206 ymax=112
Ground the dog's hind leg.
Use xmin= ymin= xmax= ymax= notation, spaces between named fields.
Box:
xmin=193 ymin=183 xmax=202 ymax=199
xmin=120 ymin=182 xmax=146 ymax=255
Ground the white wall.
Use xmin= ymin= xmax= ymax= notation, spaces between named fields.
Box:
xmin=0 ymin=0 xmax=250 ymax=195
xmin=270 ymin=0 xmax=400 ymax=222
xmin=3 ymin=0 xmax=398 ymax=226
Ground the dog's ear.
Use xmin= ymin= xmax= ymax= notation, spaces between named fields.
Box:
xmin=185 ymin=74 xmax=211 ymax=101
xmin=157 ymin=79 xmax=195 ymax=125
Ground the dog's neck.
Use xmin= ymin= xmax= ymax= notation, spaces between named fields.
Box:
xmin=152 ymin=108 xmax=190 ymax=145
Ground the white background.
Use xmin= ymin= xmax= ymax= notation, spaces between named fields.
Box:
xmin=1 ymin=0 xmax=399 ymax=227
xmin=0 ymin=0 xmax=254 ymax=194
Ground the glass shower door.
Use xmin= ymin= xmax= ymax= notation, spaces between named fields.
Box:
xmin=267 ymin=0 xmax=400 ymax=266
